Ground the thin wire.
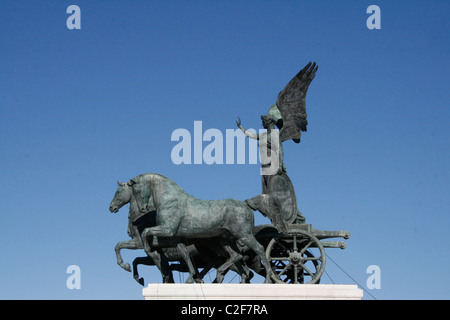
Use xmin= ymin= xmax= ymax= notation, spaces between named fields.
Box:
xmin=207 ymin=269 xmax=213 ymax=282
xmin=326 ymin=253 xmax=377 ymax=300
xmin=228 ymin=271 xmax=238 ymax=283
xmin=324 ymin=269 xmax=335 ymax=284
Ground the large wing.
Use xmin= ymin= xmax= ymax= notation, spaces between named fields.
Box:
xmin=276 ymin=61 xmax=318 ymax=143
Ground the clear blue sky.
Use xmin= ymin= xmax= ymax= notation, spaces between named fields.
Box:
xmin=0 ymin=1 xmax=448 ymax=299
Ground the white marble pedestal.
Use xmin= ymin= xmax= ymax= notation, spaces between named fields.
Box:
xmin=142 ymin=283 xmax=363 ymax=300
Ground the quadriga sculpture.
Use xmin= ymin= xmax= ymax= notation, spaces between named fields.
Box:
xmin=128 ymin=173 xmax=274 ymax=283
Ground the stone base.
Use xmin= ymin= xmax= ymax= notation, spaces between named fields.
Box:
xmin=142 ymin=283 xmax=363 ymax=300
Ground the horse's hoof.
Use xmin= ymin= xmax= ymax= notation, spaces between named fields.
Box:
xmin=133 ymin=274 xmax=144 ymax=286
xmin=185 ymin=278 xmax=195 ymax=284
xmin=124 ymin=263 xmax=131 ymax=272
xmin=134 ymin=275 xmax=145 ymax=286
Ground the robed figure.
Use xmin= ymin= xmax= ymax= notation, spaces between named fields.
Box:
xmin=237 ymin=62 xmax=318 ymax=232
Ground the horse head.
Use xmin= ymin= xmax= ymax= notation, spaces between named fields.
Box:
xmin=109 ymin=181 xmax=133 ymax=213
xmin=127 ymin=178 xmax=150 ymax=213
xmin=128 ymin=178 xmax=152 ymax=213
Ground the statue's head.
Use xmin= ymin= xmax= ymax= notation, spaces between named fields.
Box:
xmin=260 ymin=115 xmax=274 ymax=129
xmin=264 ymin=104 xmax=283 ymax=129
xmin=109 ymin=181 xmax=132 ymax=213
xmin=128 ymin=177 xmax=153 ymax=214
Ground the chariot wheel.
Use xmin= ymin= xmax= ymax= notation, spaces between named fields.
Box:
xmin=266 ymin=230 xmax=326 ymax=284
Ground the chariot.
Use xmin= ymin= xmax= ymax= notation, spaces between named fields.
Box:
xmin=110 ymin=62 xmax=352 ymax=285
xmin=252 ymin=223 xmax=350 ymax=284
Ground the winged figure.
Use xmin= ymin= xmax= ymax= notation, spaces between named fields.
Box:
xmin=268 ymin=61 xmax=318 ymax=143
xmin=235 ymin=62 xmax=318 ymax=229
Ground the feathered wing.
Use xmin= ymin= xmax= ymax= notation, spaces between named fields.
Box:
xmin=276 ymin=61 xmax=318 ymax=143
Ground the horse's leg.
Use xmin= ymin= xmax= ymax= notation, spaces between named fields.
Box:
xmin=142 ymin=227 xmax=163 ymax=258
xmin=114 ymin=238 xmax=141 ymax=272
xmin=141 ymin=216 xmax=181 ymax=258
xmin=198 ymin=263 xmax=213 ymax=280
xmin=242 ymin=262 xmax=254 ymax=283
xmin=239 ymin=235 xmax=273 ymax=284
xmin=132 ymin=256 xmax=154 ymax=286
xmin=228 ymin=260 xmax=253 ymax=284
xmin=229 ymin=203 xmax=274 ymax=283
xmin=176 ymin=243 xmax=202 ymax=284
xmin=146 ymin=247 xmax=173 ymax=283
xmin=159 ymin=249 xmax=173 ymax=283
xmin=141 ymin=202 xmax=182 ymax=237
xmin=141 ymin=221 xmax=179 ymax=238
xmin=140 ymin=228 xmax=174 ymax=283
xmin=215 ymin=240 xmax=244 ymax=283
xmin=234 ymin=244 xmax=254 ymax=283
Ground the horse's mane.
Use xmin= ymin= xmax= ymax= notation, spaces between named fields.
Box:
xmin=134 ymin=173 xmax=185 ymax=194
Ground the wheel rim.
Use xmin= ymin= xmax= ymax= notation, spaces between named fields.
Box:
xmin=266 ymin=230 xmax=326 ymax=284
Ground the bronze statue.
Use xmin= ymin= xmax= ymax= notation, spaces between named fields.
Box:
xmin=237 ymin=62 xmax=318 ymax=231
xmin=109 ymin=62 xmax=352 ymax=285
xmin=128 ymin=173 xmax=274 ymax=284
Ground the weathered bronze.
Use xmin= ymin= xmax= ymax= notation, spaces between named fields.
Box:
xmin=237 ymin=62 xmax=318 ymax=230
xmin=109 ymin=62 xmax=350 ymax=285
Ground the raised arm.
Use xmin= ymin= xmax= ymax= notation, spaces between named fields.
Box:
xmin=236 ymin=117 xmax=259 ymax=140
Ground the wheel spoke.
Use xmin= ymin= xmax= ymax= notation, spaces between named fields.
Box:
xmin=304 ymin=256 xmax=322 ymax=261
xmin=272 ymin=260 xmax=286 ymax=271
xmin=275 ymin=239 xmax=291 ymax=254
xmin=268 ymin=231 xmax=326 ymax=285
xmin=302 ymin=264 xmax=315 ymax=278
xmin=278 ymin=264 xmax=290 ymax=277
xmin=272 ymin=257 xmax=290 ymax=261
xmin=293 ymin=265 xmax=298 ymax=284
xmin=300 ymin=240 xmax=313 ymax=255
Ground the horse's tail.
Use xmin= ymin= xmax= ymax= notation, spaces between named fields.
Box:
xmin=244 ymin=195 xmax=270 ymax=215
xmin=244 ymin=195 xmax=289 ymax=233
xmin=244 ymin=198 xmax=258 ymax=212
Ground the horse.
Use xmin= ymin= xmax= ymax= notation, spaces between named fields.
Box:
xmin=109 ymin=181 xmax=250 ymax=284
xmin=128 ymin=173 xmax=273 ymax=283
xmin=109 ymin=181 xmax=200 ymax=284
